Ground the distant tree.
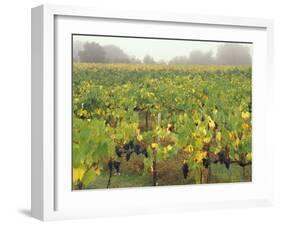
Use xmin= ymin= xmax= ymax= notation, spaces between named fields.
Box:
xmin=143 ymin=55 xmax=156 ymax=64
xmin=79 ymin=42 xmax=106 ymax=63
xmin=216 ymin=44 xmax=252 ymax=65
xmin=189 ymin=50 xmax=215 ymax=64
xmin=189 ymin=50 xmax=204 ymax=64
xmin=169 ymin=56 xmax=189 ymax=64
xmin=204 ymin=50 xmax=215 ymax=64
xmin=104 ymin=45 xmax=130 ymax=63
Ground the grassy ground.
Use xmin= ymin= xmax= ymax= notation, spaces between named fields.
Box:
xmin=208 ymin=163 xmax=251 ymax=183
xmin=87 ymin=163 xmax=251 ymax=189
xmin=89 ymin=173 xmax=152 ymax=189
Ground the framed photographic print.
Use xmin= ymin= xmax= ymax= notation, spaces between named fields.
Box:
xmin=31 ymin=4 xmax=274 ymax=221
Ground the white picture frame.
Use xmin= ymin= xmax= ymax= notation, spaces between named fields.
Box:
xmin=31 ymin=4 xmax=274 ymax=221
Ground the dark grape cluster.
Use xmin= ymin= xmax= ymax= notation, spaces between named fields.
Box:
xmin=113 ymin=161 xmax=121 ymax=174
xmin=217 ymin=151 xmax=231 ymax=170
xmin=108 ymin=159 xmax=113 ymax=171
xmin=218 ymin=151 xmax=226 ymax=164
xmin=224 ymin=158 xmax=231 ymax=169
xmin=126 ymin=150 xmax=133 ymax=161
xmin=115 ymin=146 xmax=123 ymax=157
xmin=128 ymin=140 xmax=134 ymax=149
xmin=124 ymin=143 xmax=130 ymax=151
xmin=134 ymin=144 xmax=142 ymax=155
xmin=115 ymin=140 xmax=149 ymax=161
xmin=108 ymin=160 xmax=121 ymax=174
xmin=202 ymin=158 xmax=210 ymax=169
xmin=142 ymin=148 xmax=149 ymax=158
xmin=182 ymin=163 xmax=189 ymax=179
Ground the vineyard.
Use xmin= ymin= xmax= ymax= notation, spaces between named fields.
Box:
xmin=72 ymin=63 xmax=252 ymax=189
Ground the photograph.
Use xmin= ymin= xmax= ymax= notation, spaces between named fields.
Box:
xmin=72 ymin=34 xmax=252 ymax=190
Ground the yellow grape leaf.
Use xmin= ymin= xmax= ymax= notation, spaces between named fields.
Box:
xmin=167 ymin=145 xmax=173 ymax=151
xmin=241 ymin=111 xmax=250 ymax=120
xmin=183 ymin=144 xmax=193 ymax=154
xmin=137 ymin=134 xmax=143 ymax=142
xmin=195 ymin=151 xmax=207 ymax=163
xmin=208 ymin=116 xmax=215 ymax=129
xmin=242 ymin=123 xmax=249 ymax=130
xmin=95 ymin=167 xmax=101 ymax=176
xmin=228 ymin=131 xmax=235 ymax=140
xmin=73 ymin=167 xmax=85 ymax=182
xmin=203 ymin=136 xmax=211 ymax=144
xmin=216 ymin=132 xmax=222 ymax=142
xmin=246 ymin=153 xmax=252 ymax=161
xmin=151 ymin=143 xmax=159 ymax=149
xmin=199 ymin=126 xmax=207 ymax=135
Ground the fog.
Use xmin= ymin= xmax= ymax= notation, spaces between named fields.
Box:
xmin=73 ymin=35 xmax=252 ymax=65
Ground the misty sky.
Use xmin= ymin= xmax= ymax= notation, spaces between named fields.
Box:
xmin=73 ymin=35 xmax=252 ymax=62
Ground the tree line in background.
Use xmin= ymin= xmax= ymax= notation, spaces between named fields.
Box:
xmin=73 ymin=40 xmax=252 ymax=65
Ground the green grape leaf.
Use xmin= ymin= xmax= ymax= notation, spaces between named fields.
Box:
xmin=82 ymin=167 xmax=97 ymax=188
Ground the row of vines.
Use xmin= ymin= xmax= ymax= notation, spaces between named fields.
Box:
xmin=72 ymin=63 xmax=252 ymax=189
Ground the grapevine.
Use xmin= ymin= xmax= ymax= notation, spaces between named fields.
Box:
xmin=72 ymin=63 xmax=252 ymax=189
